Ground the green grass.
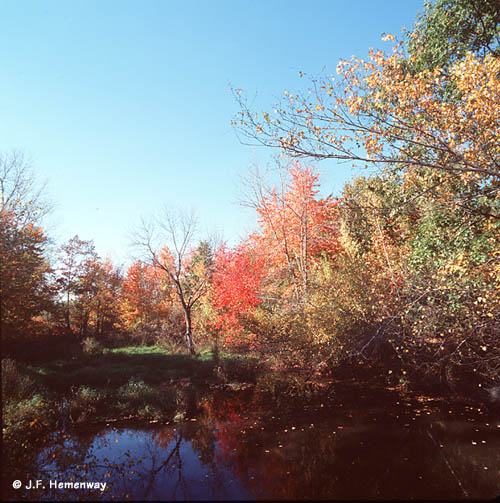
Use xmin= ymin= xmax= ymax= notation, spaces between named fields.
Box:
xmin=111 ymin=345 xmax=165 ymax=356
xmin=32 ymin=345 xmax=217 ymax=393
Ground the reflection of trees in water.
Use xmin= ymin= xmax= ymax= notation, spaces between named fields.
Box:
xmin=17 ymin=432 xmax=101 ymax=501
xmin=199 ymin=391 xmax=304 ymax=497
xmin=192 ymin=389 xmax=500 ymax=500
xmin=16 ymin=386 xmax=500 ymax=501
xmin=150 ymin=421 xmax=246 ymax=500
xmin=140 ymin=431 xmax=183 ymax=499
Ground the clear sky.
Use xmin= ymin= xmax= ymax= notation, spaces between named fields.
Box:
xmin=0 ymin=0 xmax=423 ymax=267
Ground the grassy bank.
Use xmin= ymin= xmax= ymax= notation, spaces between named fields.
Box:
xmin=2 ymin=346 xmax=263 ymax=446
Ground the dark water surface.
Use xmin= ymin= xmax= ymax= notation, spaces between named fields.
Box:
xmin=14 ymin=383 xmax=500 ymax=501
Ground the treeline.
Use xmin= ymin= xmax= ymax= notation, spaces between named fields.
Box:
xmin=1 ymin=0 xmax=499 ymax=397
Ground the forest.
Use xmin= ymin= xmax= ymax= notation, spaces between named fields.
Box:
xmin=2 ymin=0 xmax=499 ymax=500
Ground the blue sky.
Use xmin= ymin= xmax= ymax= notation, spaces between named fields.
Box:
xmin=0 ymin=0 xmax=423 ymax=266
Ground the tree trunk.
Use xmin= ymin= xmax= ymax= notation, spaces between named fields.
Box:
xmin=80 ymin=310 xmax=89 ymax=341
xmin=65 ymin=290 xmax=71 ymax=334
xmin=95 ymin=301 xmax=101 ymax=337
xmin=184 ymin=307 xmax=196 ymax=355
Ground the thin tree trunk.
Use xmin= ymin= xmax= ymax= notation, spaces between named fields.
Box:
xmin=184 ymin=307 xmax=195 ymax=355
xmin=65 ymin=290 xmax=71 ymax=334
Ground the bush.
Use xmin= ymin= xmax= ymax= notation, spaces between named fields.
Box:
xmin=157 ymin=337 xmax=186 ymax=354
xmin=3 ymin=393 xmax=54 ymax=431
xmin=82 ymin=337 xmax=104 ymax=355
xmin=67 ymin=385 xmax=106 ymax=423
xmin=115 ymin=378 xmax=177 ymax=420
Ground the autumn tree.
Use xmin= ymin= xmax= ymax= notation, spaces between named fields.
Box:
xmin=57 ymin=236 xmax=123 ymax=339
xmin=0 ymin=150 xmax=51 ymax=226
xmin=206 ymin=161 xmax=343 ymax=364
xmin=0 ymin=151 xmax=54 ymax=356
xmin=243 ymin=160 xmax=340 ymax=304
xmin=138 ymin=209 xmax=214 ymax=354
xmin=120 ymin=261 xmax=172 ymax=338
xmin=210 ymin=242 xmax=265 ymax=347
xmin=0 ymin=209 xmax=53 ymax=355
xmin=58 ymin=236 xmax=99 ymax=336
xmin=77 ymin=258 xmax=123 ymax=338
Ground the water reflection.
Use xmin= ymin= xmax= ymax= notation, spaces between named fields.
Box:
xmin=15 ymin=384 xmax=500 ymax=501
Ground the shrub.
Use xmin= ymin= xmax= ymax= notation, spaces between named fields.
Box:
xmin=82 ymin=337 xmax=104 ymax=355
xmin=157 ymin=337 xmax=185 ymax=354
xmin=115 ymin=378 xmax=177 ymax=420
xmin=67 ymin=385 xmax=106 ymax=423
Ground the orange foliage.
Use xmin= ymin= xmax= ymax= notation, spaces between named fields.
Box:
xmin=250 ymin=162 xmax=341 ymax=302
xmin=120 ymin=261 xmax=171 ymax=330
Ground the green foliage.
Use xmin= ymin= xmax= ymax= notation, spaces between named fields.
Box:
xmin=3 ymin=393 xmax=54 ymax=433
xmin=407 ymin=0 xmax=500 ymax=72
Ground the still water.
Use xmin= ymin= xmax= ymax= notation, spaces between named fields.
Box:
xmin=17 ymin=383 xmax=500 ymax=500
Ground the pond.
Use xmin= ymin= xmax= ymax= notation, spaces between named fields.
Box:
xmin=10 ymin=381 xmax=500 ymax=501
